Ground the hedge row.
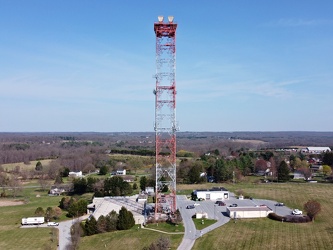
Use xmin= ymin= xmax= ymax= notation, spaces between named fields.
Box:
xmin=268 ymin=213 xmax=311 ymax=223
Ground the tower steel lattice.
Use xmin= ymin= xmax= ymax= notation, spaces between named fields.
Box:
xmin=153 ymin=16 xmax=178 ymax=219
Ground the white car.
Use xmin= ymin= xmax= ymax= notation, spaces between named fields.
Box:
xmin=194 ymin=202 xmax=200 ymax=206
xmin=47 ymin=222 xmax=59 ymax=226
xmin=292 ymin=209 xmax=302 ymax=215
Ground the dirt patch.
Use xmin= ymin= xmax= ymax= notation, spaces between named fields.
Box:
xmin=0 ymin=200 xmax=25 ymax=207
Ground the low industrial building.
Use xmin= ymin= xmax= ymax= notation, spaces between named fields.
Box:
xmin=87 ymin=196 xmax=144 ymax=225
xmin=302 ymin=147 xmax=331 ymax=154
xmin=227 ymin=206 xmax=273 ymax=219
xmin=194 ymin=187 xmax=229 ymax=201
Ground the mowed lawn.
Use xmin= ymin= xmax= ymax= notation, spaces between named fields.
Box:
xmin=79 ymin=227 xmax=184 ymax=250
xmin=0 ymin=188 xmax=61 ymax=250
xmin=191 ymin=182 xmax=333 ymax=250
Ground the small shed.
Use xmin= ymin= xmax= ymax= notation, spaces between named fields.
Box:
xmin=196 ymin=212 xmax=208 ymax=219
xmin=145 ymin=187 xmax=154 ymax=195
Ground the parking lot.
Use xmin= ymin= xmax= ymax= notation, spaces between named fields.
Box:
xmin=179 ymin=192 xmax=295 ymax=220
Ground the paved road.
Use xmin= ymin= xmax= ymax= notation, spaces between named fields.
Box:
xmin=58 ymin=215 xmax=89 ymax=250
xmin=176 ymin=195 xmax=230 ymax=250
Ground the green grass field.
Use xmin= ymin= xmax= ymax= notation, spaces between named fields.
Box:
xmin=0 ymin=188 xmax=61 ymax=250
xmin=193 ymin=218 xmax=217 ymax=230
xmin=191 ymin=181 xmax=333 ymax=250
xmin=79 ymin=226 xmax=184 ymax=250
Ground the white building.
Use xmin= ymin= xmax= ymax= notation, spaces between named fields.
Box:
xmin=116 ymin=169 xmax=126 ymax=175
xmin=145 ymin=187 xmax=154 ymax=194
xmin=227 ymin=206 xmax=272 ymax=219
xmin=68 ymin=171 xmax=83 ymax=178
xmin=194 ymin=187 xmax=229 ymax=201
xmin=305 ymin=147 xmax=331 ymax=154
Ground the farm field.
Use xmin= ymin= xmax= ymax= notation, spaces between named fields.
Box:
xmin=191 ymin=181 xmax=333 ymax=250
xmin=1 ymin=159 xmax=53 ymax=172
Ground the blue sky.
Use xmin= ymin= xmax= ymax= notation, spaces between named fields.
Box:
xmin=0 ymin=0 xmax=332 ymax=132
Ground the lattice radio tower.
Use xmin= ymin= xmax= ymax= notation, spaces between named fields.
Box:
xmin=153 ymin=16 xmax=178 ymax=219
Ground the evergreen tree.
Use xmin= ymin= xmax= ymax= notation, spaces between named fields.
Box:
xmin=121 ymin=182 xmax=133 ymax=196
xmin=323 ymin=152 xmax=333 ymax=167
xmin=140 ymin=176 xmax=147 ymax=191
xmin=97 ymin=215 xmax=107 ymax=233
xmin=105 ymin=210 xmax=118 ymax=232
xmin=99 ymin=165 xmax=109 ymax=175
xmin=188 ymin=165 xmax=201 ymax=184
xmin=117 ymin=206 xmax=135 ymax=230
xmin=87 ymin=177 xmax=98 ymax=192
xmin=85 ymin=216 xmax=98 ymax=236
xmin=35 ymin=206 xmax=45 ymax=216
xmin=61 ymin=167 xmax=70 ymax=177
xmin=67 ymin=199 xmax=87 ymax=217
xmin=35 ymin=161 xmax=43 ymax=171
xmin=73 ymin=178 xmax=87 ymax=194
xmin=277 ymin=160 xmax=290 ymax=182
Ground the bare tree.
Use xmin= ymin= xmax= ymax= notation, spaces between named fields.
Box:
xmin=82 ymin=163 xmax=95 ymax=174
xmin=0 ymin=172 xmax=9 ymax=196
xmin=38 ymin=174 xmax=50 ymax=191
xmin=304 ymin=200 xmax=321 ymax=222
xmin=48 ymin=160 xmax=62 ymax=179
xmin=8 ymin=174 xmax=22 ymax=198
xmin=53 ymin=206 xmax=62 ymax=219
xmin=298 ymin=167 xmax=312 ymax=180
xmin=145 ymin=236 xmax=171 ymax=250
xmin=255 ymin=159 xmax=268 ymax=173
xmin=128 ymin=157 xmax=143 ymax=174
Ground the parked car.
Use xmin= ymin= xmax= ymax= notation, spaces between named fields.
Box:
xmin=186 ymin=205 xmax=195 ymax=209
xmin=215 ymin=201 xmax=226 ymax=206
xmin=47 ymin=222 xmax=59 ymax=226
xmin=229 ymin=204 xmax=238 ymax=207
xmin=194 ymin=203 xmax=200 ymax=206
xmin=292 ymin=209 xmax=302 ymax=215
xmin=275 ymin=202 xmax=284 ymax=206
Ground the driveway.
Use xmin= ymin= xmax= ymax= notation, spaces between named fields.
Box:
xmin=176 ymin=195 xmax=230 ymax=250
xmin=58 ymin=215 xmax=89 ymax=250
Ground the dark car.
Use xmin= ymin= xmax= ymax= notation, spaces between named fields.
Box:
xmin=215 ymin=201 xmax=226 ymax=206
xmin=229 ymin=204 xmax=238 ymax=207
xmin=275 ymin=202 xmax=284 ymax=206
xmin=186 ymin=205 xmax=195 ymax=209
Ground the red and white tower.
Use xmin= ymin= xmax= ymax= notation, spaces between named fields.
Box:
xmin=153 ymin=16 xmax=178 ymax=218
